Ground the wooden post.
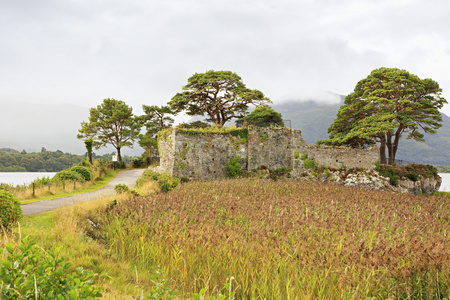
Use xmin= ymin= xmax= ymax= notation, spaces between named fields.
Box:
xmin=74 ymin=180 xmax=76 ymax=190
xmin=63 ymin=179 xmax=65 ymax=190
xmin=32 ymin=182 xmax=35 ymax=197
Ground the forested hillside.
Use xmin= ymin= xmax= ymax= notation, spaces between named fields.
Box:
xmin=0 ymin=148 xmax=136 ymax=172
xmin=272 ymin=99 xmax=450 ymax=165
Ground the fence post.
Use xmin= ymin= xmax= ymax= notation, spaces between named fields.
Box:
xmin=63 ymin=179 xmax=65 ymax=190
xmin=32 ymin=182 xmax=35 ymax=197
xmin=74 ymin=180 xmax=76 ymax=190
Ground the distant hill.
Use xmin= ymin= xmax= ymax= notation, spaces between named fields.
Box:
xmin=0 ymin=101 xmax=143 ymax=156
xmin=272 ymin=99 xmax=450 ymax=166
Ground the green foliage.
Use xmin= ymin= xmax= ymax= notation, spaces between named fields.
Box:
xmin=132 ymin=158 xmax=147 ymax=168
xmin=137 ymin=105 xmax=174 ymax=157
xmin=84 ymin=138 xmax=94 ymax=164
xmin=294 ymin=150 xmax=300 ymax=159
xmin=319 ymin=67 xmax=447 ymax=164
xmin=375 ymin=163 xmax=438 ymax=187
xmin=0 ymin=236 xmax=103 ymax=299
xmin=114 ymin=184 xmax=129 ymax=194
xmin=242 ymin=105 xmax=285 ymax=127
xmin=136 ymin=170 xmax=180 ymax=193
xmin=301 ymin=155 xmax=318 ymax=170
xmin=52 ymin=170 xmax=85 ymax=183
xmin=69 ymin=166 xmax=92 ymax=181
xmin=226 ymin=156 xmax=242 ymax=178
xmin=169 ymin=70 xmax=271 ymax=126
xmin=77 ymin=98 xmax=142 ymax=162
xmin=0 ymin=190 xmax=23 ymax=229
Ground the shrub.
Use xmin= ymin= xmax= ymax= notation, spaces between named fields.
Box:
xmin=136 ymin=170 xmax=180 ymax=193
xmin=132 ymin=158 xmax=147 ymax=168
xmin=0 ymin=190 xmax=23 ymax=229
xmin=69 ymin=166 xmax=92 ymax=181
xmin=226 ymin=156 xmax=242 ymax=178
xmin=115 ymin=161 xmax=127 ymax=169
xmin=0 ymin=237 xmax=103 ymax=299
xmin=52 ymin=170 xmax=85 ymax=183
xmin=114 ymin=184 xmax=129 ymax=194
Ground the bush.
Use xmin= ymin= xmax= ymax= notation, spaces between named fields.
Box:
xmin=132 ymin=158 xmax=147 ymax=168
xmin=69 ymin=166 xmax=92 ymax=181
xmin=136 ymin=170 xmax=180 ymax=193
xmin=0 ymin=237 xmax=103 ymax=299
xmin=0 ymin=190 xmax=23 ymax=229
xmin=114 ymin=184 xmax=129 ymax=194
xmin=226 ymin=156 xmax=241 ymax=178
xmin=52 ymin=170 xmax=85 ymax=183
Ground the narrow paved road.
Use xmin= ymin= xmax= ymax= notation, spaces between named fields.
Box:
xmin=21 ymin=169 xmax=146 ymax=216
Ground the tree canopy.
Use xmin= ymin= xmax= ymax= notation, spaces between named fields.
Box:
xmin=168 ymin=70 xmax=271 ymax=126
xmin=242 ymin=105 xmax=285 ymax=127
xmin=137 ymin=105 xmax=174 ymax=157
xmin=77 ymin=98 xmax=141 ymax=161
xmin=318 ymin=68 xmax=447 ymax=164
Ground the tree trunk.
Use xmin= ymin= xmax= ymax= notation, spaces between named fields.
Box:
xmin=117 ymin=147 xmax=122 ymax=162
xmin=379 ymin=135 xmax=387 ymax=164
xmin=386 ymin=132 xmax=395 ymax=165
xmin=88 ymin=151 xmax=93 ymax=165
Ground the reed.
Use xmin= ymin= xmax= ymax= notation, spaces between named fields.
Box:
xmin=96 ymin=178 xmax=450 ymax=299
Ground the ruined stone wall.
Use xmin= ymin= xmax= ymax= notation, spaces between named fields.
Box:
xmin=306 ymin=145 xmax=379 ymax=170
xmin=157 ymin=128 xmax=176 ymax=176
xmin=172 ymin=131 xmax=247 ymax=180
xmin=247 ymin=127 xmax=306 ymax=171
xmin=156 ymin=127 xmax=379 ymax=180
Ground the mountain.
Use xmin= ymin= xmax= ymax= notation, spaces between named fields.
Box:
xmin=272 ymin=99 xmax=450 ymax=165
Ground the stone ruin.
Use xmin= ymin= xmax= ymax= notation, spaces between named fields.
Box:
xmin=155 ymin=126 xmax=379 ymax=181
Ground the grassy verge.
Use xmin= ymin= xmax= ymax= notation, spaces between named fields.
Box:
xmin=17 ymin=170 xmax=118 ymax=204
xmin=3 ymin=194 xmax=161 ymax=299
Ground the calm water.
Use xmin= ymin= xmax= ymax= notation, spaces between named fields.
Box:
xmin=0 ymin=172 xmax=57 ymax=186
xmin=439 ymin=173 xmax=450 ymax=192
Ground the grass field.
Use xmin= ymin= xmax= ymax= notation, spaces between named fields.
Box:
xmin=3 ymin=176 xmax=450 ymax=299
xmin=94 ymin=178 xmax=450 ymax=299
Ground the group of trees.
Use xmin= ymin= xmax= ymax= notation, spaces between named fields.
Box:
xmin=78 ymin=68 xmax=447 ymax=165
xmin=78 ymin=70 xmax=283 ymax=162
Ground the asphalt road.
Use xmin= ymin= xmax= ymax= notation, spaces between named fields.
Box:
xmin=21 ymin=168 xmax=146 ymax=216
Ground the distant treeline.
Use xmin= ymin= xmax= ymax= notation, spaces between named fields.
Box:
xmin=436 ymin=165 xmax=450 ymax=173
xmin=0 ymin=148 xmax=138 ymax=172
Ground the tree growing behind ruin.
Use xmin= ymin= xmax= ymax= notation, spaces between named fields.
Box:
xmin=168 ymin=70 xmax=271 ymax=126
xmin=137 ymin=105 xmax=174 ymax=157
xmin=77 ymin=98 xmax=141 ymax=162
xmin=318 ymin=67 xmax=447 ymax=165
xmin=242 ymin=105 xmax=284 ymax=127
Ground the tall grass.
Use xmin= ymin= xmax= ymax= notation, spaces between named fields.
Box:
xmin=95 ymin=178 xmax=450 ymax=299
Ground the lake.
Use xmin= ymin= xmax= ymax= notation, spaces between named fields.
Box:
xmin=0 ymin=172 xmax=57 ymax=186
xmin=439 ymin=173 xmax=450 ymax=192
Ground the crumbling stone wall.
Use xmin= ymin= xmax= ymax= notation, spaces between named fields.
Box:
xmin=157 ymin=127 xmax=379 ymax=180
xmin=306 ymin=145 xmax=379 ymax=170
xmin=248 ymin=127 xmax=306 ymax=171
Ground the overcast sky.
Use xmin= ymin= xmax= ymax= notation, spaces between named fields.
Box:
xmin=1 ymin=0 xmax=450 ymax=154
